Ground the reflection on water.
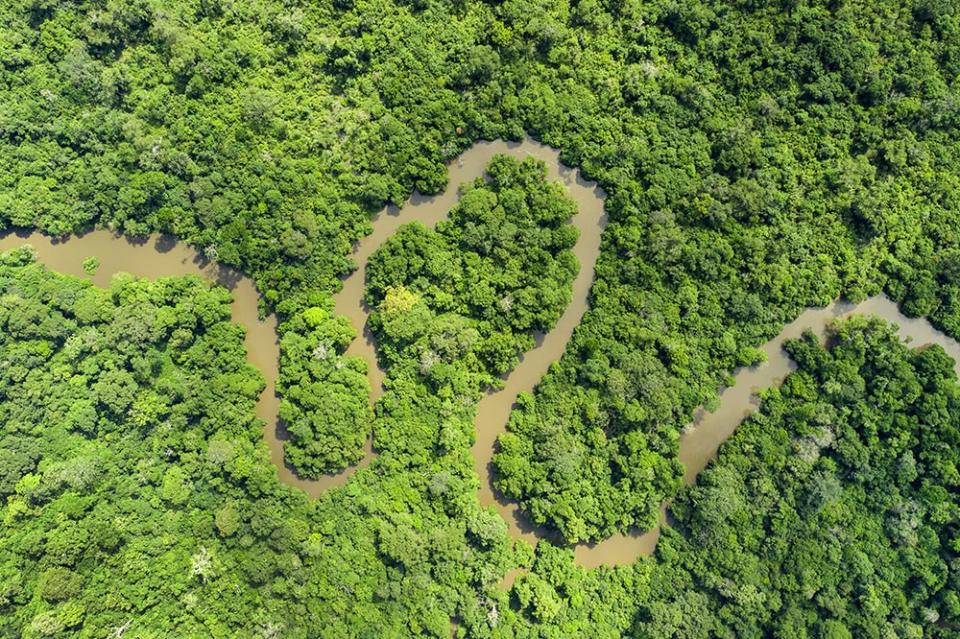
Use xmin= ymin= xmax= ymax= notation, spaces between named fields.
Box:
xmin=5 ymin=140 xmax=960 ymax=571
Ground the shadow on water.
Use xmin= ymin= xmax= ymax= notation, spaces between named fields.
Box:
xmin=153 ymin=234 xmax=178 ymax=254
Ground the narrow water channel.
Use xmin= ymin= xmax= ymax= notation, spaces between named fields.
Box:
xmin=4 ymin=139 xmax=960 ymax=571
xmin=327 ymin=137 xmax=611 ymax=547
xmin=564 ymin=295 xmax=960 ymax=568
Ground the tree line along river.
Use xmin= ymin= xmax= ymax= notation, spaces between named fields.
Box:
xmin=3 ymin=138 xmax=959 ymax=569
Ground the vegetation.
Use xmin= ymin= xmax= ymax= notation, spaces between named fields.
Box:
xmin=4 ymin=0 xmax=960 ymax=537
xmin=637 ymin=318 xmax=960 ymax=638
xmin=0 ymin=249 xmax=518 ymax=638
xmin=0 ymin=247 xmax=282 ymax=636
xmin=275 ymin=303 xmax=372 ymax=475
xmin=0 ymin=0 xmax=491 ymax=303
xmin=2 ymin=0 xmax=960 ymax=636
xmin=2 ymin=260 xmax=959 ymax=637
xmin=80 ymin=257 xmax=99 ymax=276
xmin=490 ymin=0 xmax=960 ymax=542
xmin=367 ymin=154 xmax=579 ymax=378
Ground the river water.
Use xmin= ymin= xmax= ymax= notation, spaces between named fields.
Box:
xmin=4 ymin=138 xmax=960 ymax=571
xmin=564 ymin=295 xmax=960 ymax=568
xmin=328 ymin=137 xmax=611 ymax=546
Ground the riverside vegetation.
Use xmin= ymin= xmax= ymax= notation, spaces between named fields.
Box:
xmin=3 ymin=248 xmax=959 ymax=638
xmin=2 ymin=0 xmax=960 ymax=637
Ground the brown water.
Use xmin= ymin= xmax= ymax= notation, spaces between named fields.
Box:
xmin=6 ymin=140 xmax=960 ymax=572
xmin=328 ymin=137 xmax=611 ymax=543
xmin=567 ymin=295 xmax=960 ymax=568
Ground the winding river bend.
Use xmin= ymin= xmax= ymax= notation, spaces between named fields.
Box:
xmin=4 ymin=138 xmax=960 ymax=571
xmin=328 ymin=138 xmax=612 ymax=549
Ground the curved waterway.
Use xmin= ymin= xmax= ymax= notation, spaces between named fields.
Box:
xmin=328 ymin=137 xmax=612 ymax=548
xmin=568 ymin=295 xmax=960 ymax=568
xmin=5 ymin=138 xmax=960 ymax=573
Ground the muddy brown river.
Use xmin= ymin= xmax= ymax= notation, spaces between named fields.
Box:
xmin=4 ymin=138 xmax=960 ymax=571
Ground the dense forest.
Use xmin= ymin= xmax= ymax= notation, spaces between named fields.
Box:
xmin=0 ymin=250 xmax=521 ymax=637
xmin=276 ymin=302 xmax=372 ymax=475
xmin=4 ymin=252 xmax=958 ymax=637
xmin=6 ymin=0 xmax=960 ymax=540
xmin=367 ymin=154 xmax=579 ymax=378
xmin=490 ymin=0 xmax=960 ymax=541
xmin=5 ymin=0 xmax=960 ymax=534
xmin=636 ymin=317 xmax=960 ymax=637
xmin=2 ymin=0 xmax=960 ymax=636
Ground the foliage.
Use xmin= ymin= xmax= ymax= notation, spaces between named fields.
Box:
xmin=366 ymin=154 xmax=579 ymax=378
xmin=0 ymin=250 xmax=516 ymax=638
xmin=3 ymin=0 xmax=960 ymax=635
xmin=635 ymin=318 xmax=960 ymax=638
xmin=491 ymin=0 xmax=960 ymax=541
xmin=276 ymin=304 xmax=372 ymax=475
xmin=80 ymin=257 xmax=99 ymax=276
xmin=4 ymin=0 xmax=960 ymax=542
xmin=0 ymin=0 xmax=492 ymax=304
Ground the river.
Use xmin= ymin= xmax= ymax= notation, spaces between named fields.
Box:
xmin=328 ymin=137 xmax=611 ymax=548
xmin=3 ymin=138 xmax=959 ymax=571
xmin=562 ymin=295 xmax=960 ymax=568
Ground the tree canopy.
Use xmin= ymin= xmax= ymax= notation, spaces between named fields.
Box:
xmin=637 ymin=317 xmax=960 ymax=638
xmin=3 ymin=0 xmax=960 ymax=636
xmin=367 ymin=154 xmax=579 ymax=378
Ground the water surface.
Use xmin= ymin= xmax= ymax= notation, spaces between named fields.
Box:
xmin=565 ymin=295 xmax=960 ymax=568
xmin=5 ymin=140 xmax=959 ymax=571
